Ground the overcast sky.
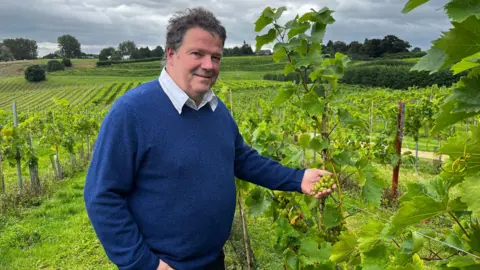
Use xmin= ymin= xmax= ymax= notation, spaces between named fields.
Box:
xmin=0 ymin=0 xmax=451 ymax=57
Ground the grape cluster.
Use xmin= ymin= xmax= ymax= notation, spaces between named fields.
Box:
xmin=312 ymin=174 xmax=335 ymax=194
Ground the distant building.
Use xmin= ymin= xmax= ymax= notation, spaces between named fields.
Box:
xmin=257 ymin=49 xmax=272 ymax=55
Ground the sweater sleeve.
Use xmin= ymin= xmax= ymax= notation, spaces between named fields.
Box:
xmin=233 ymin=124 xmax=305 ymax=193
xmin=83 ymin=98 xmax=159 ymax=270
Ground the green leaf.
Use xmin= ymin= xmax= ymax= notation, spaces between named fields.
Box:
xmin=447 ymin=256 xmax=477 ymax=267
xmin=439 ymin=126 xmax=480 ymax=175
xmin=255 ymin=28 xmax=277 ymax=52
xmin=460 ymin=176 xmax=480 ymax=218
xmin=361 ymin=244 xmax=389 ymax=270
xmin=254 ymin=6 xmax=286 ymax=32
xmin=287 ymin=21 xmax=310 ymax=40
xmin=410 ymin=47 xmax=448 ymax=73
xmin=323 ymin=202 xmax=343 ymax=229
xmin=330 ymin=230 xmax=358 ymax=263
xmin=273 ymin=85 xmax=295 ymax=106
xmin=451 ymin=69 xmax=480 ymax=107
xmin=338 ymin=109 xmax=368 ymax=131
xmin=285 ymin=248 xmax=299 ymax=270
xmin=448 ymin=196 xmax=469 ymax=213
xmin=434 ymin=16 xmax=480 ymax=65
xmin=451 ymin=52 xmax=480 ymax=74
xmin=432 ymin=98 xmax=478 ymax=133
xmin=311 ymin=22 xmax=326 ymax=43
xmin=245 ymin=187 xmax=272 ymax=217
xmin=298 ymin=238 xmax=326 ymax=265
xmin=301 ymin=92 xmax=324 ymax=116
xmin=311 ymin=8 xmax=335 ymax=24
xmin=272 ymin=43 xmax=287 ymax=62
xmin=310 ymin=136 xmax=329 ymax=152
xmin=284 ymin=63 xmax=295 ymax=75
xmin=391 ymin=196 xmax=447 ymax=231
xmin=358 ymin=163 xmax=386 ymax=207
xmin=298 ymin=133 xmax=311 ymax=150
xmin=272 ymin=6 xmax=287 ymax=20
xmin=402 ymin=0 xmax=430 ymax=13
xmin=445 ymin=0 xmax=480 ymax=22
xmin=358 ymin=219 xmax=385 ymax=252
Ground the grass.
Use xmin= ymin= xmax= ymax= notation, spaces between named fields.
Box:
xmin=0 ymin=171 xmax=117 ymax=269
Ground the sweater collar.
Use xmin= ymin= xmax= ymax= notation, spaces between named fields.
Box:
xmin=158 ymin=67 xmax=218 ymax=114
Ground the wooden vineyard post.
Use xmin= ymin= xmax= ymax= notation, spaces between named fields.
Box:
xmin=13 ymin=101 xmax=23 ymax=197
xmin=392 ymin=101 xmax=405 ymax=199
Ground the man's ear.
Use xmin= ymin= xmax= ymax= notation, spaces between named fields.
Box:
xmin=166 ymin=48 xmax=176 ymax=64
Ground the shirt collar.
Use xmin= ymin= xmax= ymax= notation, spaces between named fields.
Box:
xmin=158 ymin=67 xmax=218 ymax=114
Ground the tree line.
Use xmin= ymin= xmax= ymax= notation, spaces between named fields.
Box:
xmin=323 ymin=34 xmax=424 ymax=60
xmin=1 ymin=33 xmax=423 ymax=62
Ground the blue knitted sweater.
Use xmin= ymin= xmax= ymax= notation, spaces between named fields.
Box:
xmin=83 ymin=79 xmax=305 ymax=269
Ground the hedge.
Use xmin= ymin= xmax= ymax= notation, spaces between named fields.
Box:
xmin=263 ymin=65 xmax=464 ymax=90
xmin=340 ymin=65 xmax=463 ymax=89
xmin=96 ymin=57 xmax=163 ymax=66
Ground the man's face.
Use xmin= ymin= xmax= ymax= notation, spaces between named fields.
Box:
xmin=166 ymin=27 xmax=223 ymax=100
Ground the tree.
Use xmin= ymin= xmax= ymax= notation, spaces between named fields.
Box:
xmin=380 ymin=35 xmax=411 ymax=54
xmin=363 ymin=38 xmax=383 ymax=57
xmin=24 ymin=65 xmax=46 ymax=82
xmin=240 ymin=41 xmax=254 ymax=55
xmin=151 ymin=46 xmax=164 ymax=58
xmin=2 ymin=38 xmax=38 ymax=60
xmin=347 ymin=41 xmax=363 ymax=55
xmin=99 ymin=47 xmax=116 ymax=61
xmin=0 ymin=43 xmax=14 ymax=61
xmin=57 ymin=34 xmax=81 ymax=58
xmin=412 ymin=47 xmax=422 ymax=52
xmin=118 ymin=41 xmax=136 ymax=56
xmin=137 ymin=47 xmax=152 ymax=59
xmin=332 ymin=41 xmax=348 ymax=54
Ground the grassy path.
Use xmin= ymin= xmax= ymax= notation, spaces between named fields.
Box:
xmin=0 ymin=171 xmax=116 ymax=270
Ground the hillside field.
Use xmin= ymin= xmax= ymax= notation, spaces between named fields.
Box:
xmin=0 ymin=53 xmax=478 ymax=270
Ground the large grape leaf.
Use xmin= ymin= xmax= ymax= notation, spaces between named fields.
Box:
xmin=358 ymin=163 xmax=386 ymax=207
xmin=439 ymin=126 xmax=480 ymax=175
xmin=254 ymin=6 xmax=286 ymax=32
xmin=245 ymin=187 xmax=272 ymax=217
xmin=402 ymin=0 xmax=430 ymax=13
xmin=433 ymin=16 xmax=480 ymax=65
xmin=361 ymin=244 xmax=389 ymax=270
xmin=459 ymin=176 xmax=480 ymax=218
xmin=451 ymin=52 xmax=480 ymax=74
xmin=451 ymin=69 xmax=480 ymax=107
xmin=255 ymin=28 xmax=277 ymax=52
xmin=330 ymin=230 xmax=358 ymax=263
xmin=322 ymin=202 xmax=343 ymax=229
xmin=358 ymin=219 xmax=385 ymax=252
xmin=445 ymin=0 xmax=480 ymax=22
xmin=298 ymin=238 xmax=331 ymax=265
xmin=447 ymin=256 xmax=477 ymax=267
xmin=431 ymin=99 xmax=478 ymax=133
xmin=411 ymin=47 xmax=449 ymax=73
xmin=391 ymin=196 xmax=447 ymax=231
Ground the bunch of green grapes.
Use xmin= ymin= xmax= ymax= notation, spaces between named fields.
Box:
xmin=312 ymin=174 xmax=335 ymax=194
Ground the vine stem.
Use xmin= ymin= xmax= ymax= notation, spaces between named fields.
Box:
xmin=329 ymin=160 xmax=343 ymax=213
xmin=448 ymin=211 xmax=470 ymax=239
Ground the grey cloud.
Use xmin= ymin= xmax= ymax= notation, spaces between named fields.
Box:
xmin=0 ymin=0 xmax=452 ymax=56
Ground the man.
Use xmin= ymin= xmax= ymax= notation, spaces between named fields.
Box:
xmin=84 ymin=7 xmax=335 ymax=270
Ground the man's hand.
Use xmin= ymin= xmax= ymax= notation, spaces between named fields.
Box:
xmin=157 ymin=260 xmax=174 ymax=270
xmin=301 ymin=168 xmax=336 ymax=199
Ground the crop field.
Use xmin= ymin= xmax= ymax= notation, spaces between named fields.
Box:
xmin=1 ymin=3 xmax=479 ymax=269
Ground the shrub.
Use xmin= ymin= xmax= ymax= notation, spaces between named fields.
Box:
xmin=96 ymin=57 xmax=163 ymax=66
xmin=47 ymin=60 xmax=65 ymax=72
xmin=24 ymin=65 xmax=46 ymax=82
xmin=62 ymin=58 xmax=72 ymax=67
xmin=340 ymin=65 xmax=464 ymax=89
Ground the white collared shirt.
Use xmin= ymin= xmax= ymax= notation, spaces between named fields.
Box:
xmin=158 ymin=67 xmax=218 ymax=114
